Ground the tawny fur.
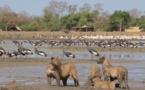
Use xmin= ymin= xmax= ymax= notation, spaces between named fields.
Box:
xmin=96 ymin=56 xmax=129 ymax=89
xmin=46 ymin=57 xmax=79 ymax=86
xmin=92 ymin=77 xmax=116 ymax=90
xmin=88 ymin=64 xmax=101 ymax=80
xmin=84 ymin=64 xmax=101 ymax=87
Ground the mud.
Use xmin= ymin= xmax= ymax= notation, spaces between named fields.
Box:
xmin=0 ymin=59 xmax=145 ymax=90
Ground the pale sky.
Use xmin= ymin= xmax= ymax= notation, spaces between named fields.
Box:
xmin=0 ymin=0 xmax=144 ymax=16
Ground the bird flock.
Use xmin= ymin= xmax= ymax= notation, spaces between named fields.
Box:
xmin=0 ymin=37 xmax=145 ymax=60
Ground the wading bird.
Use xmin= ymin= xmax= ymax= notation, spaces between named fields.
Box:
xmin=7 ymin=51 xmax=21 ymax=59
xmin=62 ymin=46 xmax=75 ymax=58
xmin=18 ymin=43 xmax=33 ymax=59
xmin=12 ymin=40 xmax=20 ymax=45
xmin=0 ymin=47 xmax=6 ymax=58
xmin=87 ymin=47 xmax=99 ymax=60
xmin=34 ymin=48 xmax=47 ymax=57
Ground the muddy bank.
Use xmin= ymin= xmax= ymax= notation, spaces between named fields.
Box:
xmin=0 ymin=58 xmax=145 ymax=90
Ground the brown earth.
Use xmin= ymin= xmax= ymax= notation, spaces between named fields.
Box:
xmin=0 ymin=58 xmax=145 ymax=90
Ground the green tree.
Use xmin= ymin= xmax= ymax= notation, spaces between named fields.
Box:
xmin=138 ymin=16 xmax=145 ymax=31
xmin=109 ymin=11 xmax=131 ymax=32
xmin=60 ymin=10 xmax=95 ymax=30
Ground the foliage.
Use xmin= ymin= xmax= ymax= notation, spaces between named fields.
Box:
xmin=0 ymin=2 xmax=145 ymax=32
xmin=138 ymin=16 xmax=145 ymax=31
xmin=109 ymin=10 xmax=131 ymax=32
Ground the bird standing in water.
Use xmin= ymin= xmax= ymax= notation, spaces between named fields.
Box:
xmin=0 ymin=47 xmax=6 ymax=58
xmin=34 ymin=48 xmax=47 ymax=57
xmin=87 ymin=46 xmax=99 ymax=60
xmin=62 ymin=46 xmax=75 ymax=58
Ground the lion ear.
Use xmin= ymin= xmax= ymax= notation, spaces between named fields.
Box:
xmin=102 ymin=56 xmax=105 ymax=59
xmin=50 ymin=57 xmax=55 ymax=60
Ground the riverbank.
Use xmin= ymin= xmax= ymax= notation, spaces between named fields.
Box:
xmin=1 ymin=31 xmax=145 ymax=40
xmin=0 ymin=58 xmax=145 ymax=90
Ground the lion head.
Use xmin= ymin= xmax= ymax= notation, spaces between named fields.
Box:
xmin=96 ymin=56 xmax=106 ymax=64
xmin=50 ymin=57 xmax=61 ymax=68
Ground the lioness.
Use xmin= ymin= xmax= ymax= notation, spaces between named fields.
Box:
xmin=92 ymin=77 xmax=116 ymax=90
xmin=84 ymin=64 xmax=101 ymax=87
xmin=46 ymin=57 xmax=79 ymax=86
xmin=96 ymin=56 xmax=129 ymax=89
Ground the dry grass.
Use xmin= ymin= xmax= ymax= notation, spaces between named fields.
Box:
xmin=1 ymin=31 xmax=145 ymax=40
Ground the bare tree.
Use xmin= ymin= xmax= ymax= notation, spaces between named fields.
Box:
xmin=44 ymin=0 xmax=67 ymax=18
xmin=68 ymin=5 xmax=77 ymax=14
xmin=0 ymin=5 xmax=18 ymax=31
xmin=94 ymin=3 xmax=103 ymax=15
xmin=98 ymin=11 xmax=110 ymax=28
xmin=127 ymin=8 xmax=142 ymax=18
xmin=79 ymin=3 xmax=91 ymax=12
xmin=17 ymin=11 xmax=32 ymax=24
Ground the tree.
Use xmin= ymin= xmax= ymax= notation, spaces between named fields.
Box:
xmin=127 ymin=8 xmax=142 ymax=27
xmin=43 ymin=0 xmax=67 ymax=31
xmin=79 ymin=3 xmax=91 ymax=12
xmin=93 ymin=3 xmax=103 ymax=15
xmin=0 ymin=5 xmax=32 ymax=31
xmin=67 ymin=5 xmax=77 ymax=14
xmin=60 ymin=14 xmax=78 ymax=30
xmin=138 ymin=16 xmax=145 ymax=31
xmin=127 ymin=8 xmax=142 ymax=18
xmin=109 ymin=11 xmax=131 ymax=32
xmin=0 ymin=5 xmax=17 ymax=31
xmin=44 ymin=0 xmax=67 ymax=18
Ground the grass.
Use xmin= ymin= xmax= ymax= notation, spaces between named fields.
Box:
xmin=1 ymin=31 xmax=145 ymax=40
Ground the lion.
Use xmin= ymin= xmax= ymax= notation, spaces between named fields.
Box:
xmin=96 ymin=56 xmax=129 ymax=89
xmin=92 ymin=77 xmax=116 ymax=90
xmin=84 ymin=64 xmax=101 ymax=87
xmin=46 ymin=57 xmax=79 ymax=87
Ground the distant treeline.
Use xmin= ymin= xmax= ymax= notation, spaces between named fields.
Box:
xmin=0 ymin=1 xmax=145 ymax=32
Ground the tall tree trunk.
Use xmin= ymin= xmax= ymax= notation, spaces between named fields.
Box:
xmin=5 ymin=24 xmax=7 ymax=31
xmin=119 ymin=21 xmax=122 ymax=32
xmin=118 ymin=19 xmax=122 ymax=32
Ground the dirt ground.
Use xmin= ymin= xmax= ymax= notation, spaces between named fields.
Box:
xmin=0 ymin=58 xmax=145 ymax=90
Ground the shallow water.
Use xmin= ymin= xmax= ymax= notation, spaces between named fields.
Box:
xmin=0 ymin=61 xmax=145 ymax=88
xmin=1 ymin=40 xmax=145 ymax=88
xmin=1 ymin=40 xmax=145 ymax=60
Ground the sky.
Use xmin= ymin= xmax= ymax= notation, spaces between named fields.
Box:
xmin=0 ymin=0 xmax=145 ymax=16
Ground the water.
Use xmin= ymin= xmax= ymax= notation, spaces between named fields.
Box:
xmin=0 ymin=40 xmax=145 ymax=88
xmin=0 ymin=62 xmax=145 ymax=88
xmin=1 ymin=40 xmax=145 ymax=60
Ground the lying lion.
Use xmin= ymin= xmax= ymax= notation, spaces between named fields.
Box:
xmin=84 ymin=64 xmax=101 ymax=87
xmin=92 ymin=77 xmax=116 ymax=90
xmin=84 ymin=64 xmax=115 ymax=90
xmin=46 ymin=57 xmax=79 ymax=86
